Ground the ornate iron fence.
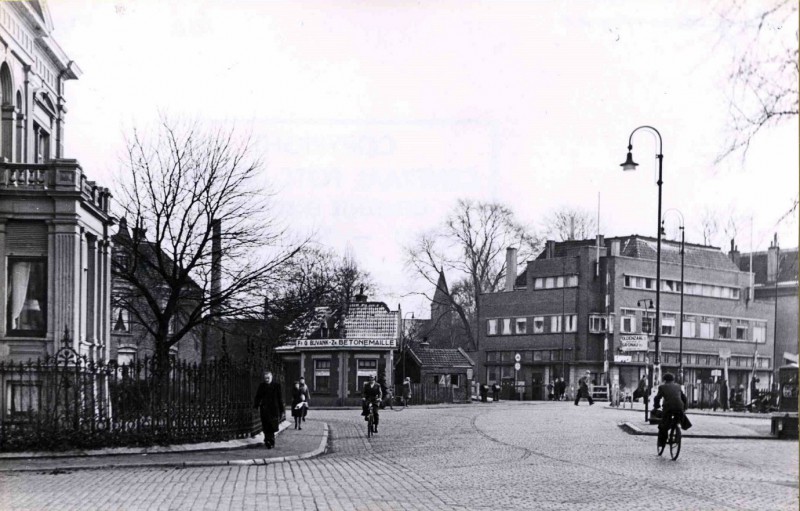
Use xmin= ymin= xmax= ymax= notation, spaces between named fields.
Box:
xmin=0 ymin=348 xmax=263 ymax=452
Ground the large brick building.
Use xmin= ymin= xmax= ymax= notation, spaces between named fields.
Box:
xmin=738 ymin=236 xmax=798 ymax=370
xmin=478 ymin=235 xmax=775 ymax=399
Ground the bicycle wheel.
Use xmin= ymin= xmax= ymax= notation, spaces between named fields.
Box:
xmin=657 ymin=438 xmax=666 ymax=456
xmin=669 ymin=426 xmax=681 ymax=460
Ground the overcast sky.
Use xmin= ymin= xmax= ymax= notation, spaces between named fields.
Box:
xmin=48 ymin=0 xmax=798 ymax=317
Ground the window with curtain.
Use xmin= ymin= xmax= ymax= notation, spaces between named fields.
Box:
xmin=7 ymin=258 xmax=47 ymax=336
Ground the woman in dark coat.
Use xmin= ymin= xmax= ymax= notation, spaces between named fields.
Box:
xmin=253 ymin=371 xmax=284 ymax=449
xmin=291 ymin=381 xmax=304 ymax=430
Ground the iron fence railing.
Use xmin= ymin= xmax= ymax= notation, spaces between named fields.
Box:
xmin=0 ymin=349 xmax=263 ymax=452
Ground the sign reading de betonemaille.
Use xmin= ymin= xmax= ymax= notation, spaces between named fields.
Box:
xmin=295 ymin=338 xmax=397 ymax=349
xmin=618 ymin=334 xmax=649 ymax=352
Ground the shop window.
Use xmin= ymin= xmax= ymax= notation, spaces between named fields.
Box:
xmin=533 ymin=351 xmax=542 ymax=361
xmin=487 ymin=319 xmax=497 ymax=336
xmin=314 ymin=359 xmax=331 ymax=392
xmin=7 ymin=258 xmax=47 ymax=336
xmin=515 ymin=318 xmax=527 ymax=334
xmin=356 ymin=358 xmax=378 ymax=389
xmin=533 ymin=317 xmax=544 ymax=333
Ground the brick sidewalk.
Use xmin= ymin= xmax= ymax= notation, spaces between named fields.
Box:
xmin=0 ymin=419 xmax=328 ymax=472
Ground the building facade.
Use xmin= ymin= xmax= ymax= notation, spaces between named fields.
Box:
xmin=276 ymin=292 xmax=400 ymax=406
xmin=0 ymin=1 xmax=114 ymax=365
xmin=738 ymin=236 xmax=799 ymax=370
xmin=478 ymin=236 xmax=775 ymax=399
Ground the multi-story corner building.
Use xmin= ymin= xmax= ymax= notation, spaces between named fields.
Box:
xmin=737 ymin=236 xmax=799 ymax=370
xmin=0 ymin=1 xmax=114 ymax=366
xmin=478 ymin=235 xmax=775 ymax=399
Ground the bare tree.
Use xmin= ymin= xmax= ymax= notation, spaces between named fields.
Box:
xmin=262 ymin=246 xmax=373 ymax=342
xmin=716 ymin=0 xmax=798 ymax=163
xmin=405 ymin=199 xmax=540 ymax=350
xmin=113 ymin=119 xmax=305 ymax=375
xmin=542 ymin=206 xmax=598 ymax=241
xmin=698 ymin=208 xmax=721 ymax=246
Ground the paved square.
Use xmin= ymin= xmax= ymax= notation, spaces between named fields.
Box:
xmin=1 ymin=403 xmax=797 ymax=510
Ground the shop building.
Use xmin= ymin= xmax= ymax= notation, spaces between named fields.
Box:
xmin=276 ymin=292 xmax=400 ymax=406
xmin=477 ymin=235 xmax=775 ymax=399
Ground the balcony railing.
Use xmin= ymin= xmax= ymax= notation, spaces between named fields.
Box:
xmin=0 ymin=160 xmax=111 ymax=213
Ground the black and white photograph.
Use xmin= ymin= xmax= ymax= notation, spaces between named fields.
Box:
xmin=0 ymin=1 xmax=797 ymax=509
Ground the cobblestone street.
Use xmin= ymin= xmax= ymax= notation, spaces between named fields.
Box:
xmin=1 ymin=402 xmax=797 ymax=510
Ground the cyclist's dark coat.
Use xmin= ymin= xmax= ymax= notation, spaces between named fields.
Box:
xmin=363 ymin=381 xmax=382 ymax=402
xmin=653 ymin=382 xmax=687 ymax=412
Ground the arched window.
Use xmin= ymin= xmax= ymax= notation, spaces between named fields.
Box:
xmin=0 ymin=63 xmax=15 ymax=161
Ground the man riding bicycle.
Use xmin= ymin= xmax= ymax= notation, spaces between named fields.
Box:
xmin=362 ymin=374 xmax=383 ymax=432
xmin=652 ymin=372 xmax=687 ymax=449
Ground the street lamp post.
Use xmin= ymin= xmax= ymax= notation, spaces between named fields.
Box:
xmin=663 ymin=209 xmax=685 ymax=384
xmin=402 ymin=312 xmax=414 ymax=386
xmin=622 ymin=126 xmax=664 ymax=394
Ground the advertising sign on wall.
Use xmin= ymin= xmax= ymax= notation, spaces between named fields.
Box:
xmin=618 ymin=334 xmax=649 ymax=352
xmin=295 ymin=338 xmax=397 ymax=349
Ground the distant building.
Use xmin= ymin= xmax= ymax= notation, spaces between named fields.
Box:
xmin=109 ymin=218 xmax=202 ymax=365
xmin=478 ymin=236 xmax=775 ymax=399
xmin=275 ymin=290 xmax=400 ymax=406
xmin=417 ymin=271 xmax=471 ymax=350
xmin=737 ymin=235 xmax=798 ymax=370
xmin=0 ymin=1 xmax=114 ymax=365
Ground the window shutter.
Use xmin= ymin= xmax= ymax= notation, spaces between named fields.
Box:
xmin=6 ymin=221 xmax=48 ymax=255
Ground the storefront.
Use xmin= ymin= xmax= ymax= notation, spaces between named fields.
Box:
xmin=276 ymin=297 xmax=400 ymax=406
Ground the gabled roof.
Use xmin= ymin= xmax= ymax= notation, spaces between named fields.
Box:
xmin=342 ymin=302 xmax=398 ymax=339
xmin=407 ymin=346 xmax=474 ymax=368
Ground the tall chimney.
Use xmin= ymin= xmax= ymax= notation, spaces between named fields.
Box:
xmin=728 ymin=239 xmax=741 ymax=267
xmin=546 ymin=240 xmax=556 ymax=259
xmin=505 ymin=247 xmax=518 ymax=291
xmin=767 ymin=233 xmax=779 ymax=282
xmin=211 ymin=220 xmax=222 ymax=310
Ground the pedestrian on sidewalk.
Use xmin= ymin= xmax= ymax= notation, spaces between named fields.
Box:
xmin=292 ymin=394 xmax=308 ymax=430
xmin=492 ymin=383 xmax=500 ymax=402
xmin=253 ymin=370 xmax=284 ymax=449
xmin=403 ymin=377 xmax=412 ymax=406
xmin=720 ymin=379 xmax=730 ymax=411
xmin=574 ymin=371 xmax=594 ymax=406
xmin=298 ymin=377 xmax=311 ymax=422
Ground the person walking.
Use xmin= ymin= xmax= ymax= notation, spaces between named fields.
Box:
xmin=253 ymin=370 xmax=285 ymax=449
xmin=492 ymin=383 xmax=500 ymax=402
xmin=298 ymin=376 xmax=311 ymax=422
xmin=402 ymin=377 xmax=412 ymax=406
xmin=557 ymin=378 xmax=566 ymax=401
xmin=574 ymin=371 xmax=594 ymax=406
xmin=720 ymin=379 xmax=729 ymax=411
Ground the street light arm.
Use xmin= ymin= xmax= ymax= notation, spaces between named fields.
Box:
xmin=627 ymin=125 xmax=663 ymax=155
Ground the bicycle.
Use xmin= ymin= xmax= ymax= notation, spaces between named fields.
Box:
xmin=657 ymin=412 xmax=682 ymax=460
xmin=366 ymin=401 xmax=376 ymax=438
